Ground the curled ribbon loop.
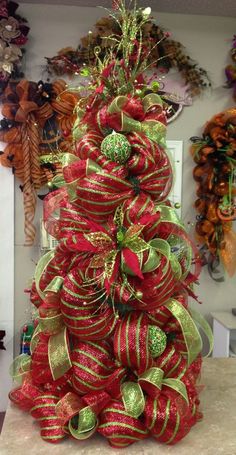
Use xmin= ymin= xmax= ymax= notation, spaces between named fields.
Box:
xmin=139 ymin=367 xmax=189 ymax=404
xmin=68 ymin=407 xmax=98 ymax=440
xmin=121 ymin=382 xmax=145 ymax=418
xmin=165 ymin=299 xmax=203 ymax=366
xmin=9 ymin=354 xmax=31 ymax=384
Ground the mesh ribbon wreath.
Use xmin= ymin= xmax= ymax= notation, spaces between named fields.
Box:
xmin=0 ymin=79 xmax=80 ymax=245
xmin=190 ymin=108 xmax=236 ymax=278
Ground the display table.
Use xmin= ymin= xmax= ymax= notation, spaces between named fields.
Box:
xmin=211 ymin=312 xmax=236 ymax=357
xmin=0 ymin=359 xmax=236 ymax=455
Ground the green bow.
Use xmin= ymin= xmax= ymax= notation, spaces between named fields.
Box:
xmin=121 ymin=367 xmax=188 ymax=419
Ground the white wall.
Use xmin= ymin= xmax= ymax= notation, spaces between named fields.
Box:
xmin=11 ymin=4 xmax=236 ymax=358
xmin=0 ymin=168 xmax=14 ymax=411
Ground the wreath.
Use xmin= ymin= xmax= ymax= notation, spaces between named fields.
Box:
xmin=0 ymin=1 xmax=30 ymax=94
xmin=190 ymin=108 xmax=236 ymax=279
xmin=225 ymin=35 xmax=236 ymax=101
xmin=0 ymin=78 xmax=80 ymax=245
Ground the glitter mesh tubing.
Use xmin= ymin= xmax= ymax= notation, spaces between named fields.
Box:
xmin=9 ymin=0 xmax=213 ymax=448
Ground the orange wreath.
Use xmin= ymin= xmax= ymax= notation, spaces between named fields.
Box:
xmin=0 ymin=79 xmax=80 ymax=245
xmin=190 ymin=108 xmax=236 ymax=278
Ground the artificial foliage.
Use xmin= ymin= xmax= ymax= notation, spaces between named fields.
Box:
xmin=0 ymin=0 xmax=30 ymax=94
xmin=225 ymin=35 xmax=236 ymax=101
xmin=9 ymin=1 xmax=212 ymax=449
xmin=190 ymin=108 xmax=236 ymax=279
xmin=0 ymin=78 xmax=80 ymax=245
xmin=46 ymin=5 xmax=210 ymax=98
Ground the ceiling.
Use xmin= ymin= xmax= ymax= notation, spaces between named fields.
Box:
xmin=18 ymin=0 xmax=236 ymax=18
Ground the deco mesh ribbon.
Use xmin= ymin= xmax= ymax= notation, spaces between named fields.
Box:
xmin=9 ymin=2 xmax=213 ymax=449
xmin=190 ymin=108 xmax=236 ymax=278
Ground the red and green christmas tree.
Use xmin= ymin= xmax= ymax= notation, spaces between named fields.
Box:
xmin=9 ymin=2 xmax=212 ymax=448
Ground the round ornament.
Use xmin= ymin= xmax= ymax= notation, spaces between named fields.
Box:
xmin=101 ymin=131 xmax=131 ymax=164
xmin=148 ymin=326 xmax=167 ymax=358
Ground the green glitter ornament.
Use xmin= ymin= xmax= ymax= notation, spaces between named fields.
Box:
xmin=101 ymin=131 xmax=131 ymax=164
xmin=148 ymin=326 xmax=167 ymax=358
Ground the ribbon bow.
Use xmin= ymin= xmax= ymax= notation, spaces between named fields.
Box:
xmin=3 ymin=79 xmax=53 ymax=125
xmin=103 ymin=93 xmax=166 ymax=147
xmin=121 ymin=368 xmax=188 ymax=420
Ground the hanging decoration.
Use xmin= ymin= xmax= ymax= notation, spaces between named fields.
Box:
xmin=9 ymin=1 xmax=213 ymax=449
xmin=190 ymin=108 xmax=236 ymax=279
xmin=46 ymin=5 xmax=210 ymax=121
xmin=225 ymin=35 xmax=236 ymax=101
xmin=0 ymin=78 xmax=80 ymax=245
xmin=0 ymin=0 xmax=30 ymax=94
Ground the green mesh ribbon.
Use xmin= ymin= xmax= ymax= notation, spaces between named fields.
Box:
xmin=189 ymin=307 xmax=214 ymax=357
xmin=121 ymin=382 xmax=145 ymax=418
xmin=165 ymin=299 xmax=203 ymax=366
xmin=9 ymin=354 xmax=31 ymax=384
xmin=68 ymin=407 xmax=97 ymax=440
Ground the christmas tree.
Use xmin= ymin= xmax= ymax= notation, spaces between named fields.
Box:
xmin=9 ymin=1 xmax=212 ymax=448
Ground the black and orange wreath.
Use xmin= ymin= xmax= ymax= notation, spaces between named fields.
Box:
xmin=0 ymin=78 xmax=80 ymax=245
xmin=190 ymin=108 xmax=236 ymax=278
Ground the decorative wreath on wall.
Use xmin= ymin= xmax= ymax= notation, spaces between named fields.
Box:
xmin=46 ymin=9 xmax=211 ymax=101
xmin=190 ymin=108 xmax=236 ymax=279
xmin=225 ymin=35 xmax=236 ymax=101
xmin=0 ymin=78 xmax=80 ymax=245
xmin=0 ymin=1 xmax=30 ymax=94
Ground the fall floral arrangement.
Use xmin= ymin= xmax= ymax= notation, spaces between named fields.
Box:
xmin=0 ymin=0 xmax=30 ymax=94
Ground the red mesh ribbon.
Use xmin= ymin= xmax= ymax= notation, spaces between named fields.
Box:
xmin=71 ymin=340 xmax=116 ymax=395
xmin=144 ymin=392 xmax=194 ymax=445
xmin=71 ymin=130 xmax=172 ymax=223
xmin=31 ymin=394 xmax=66 ymax=443
xmin=61 ymin=268 xmax=117 ymax=340
xmin=98 ymin=399 xmax=149 ymax=448
xmin=114 ymin=312 xmax=153 ymax=375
